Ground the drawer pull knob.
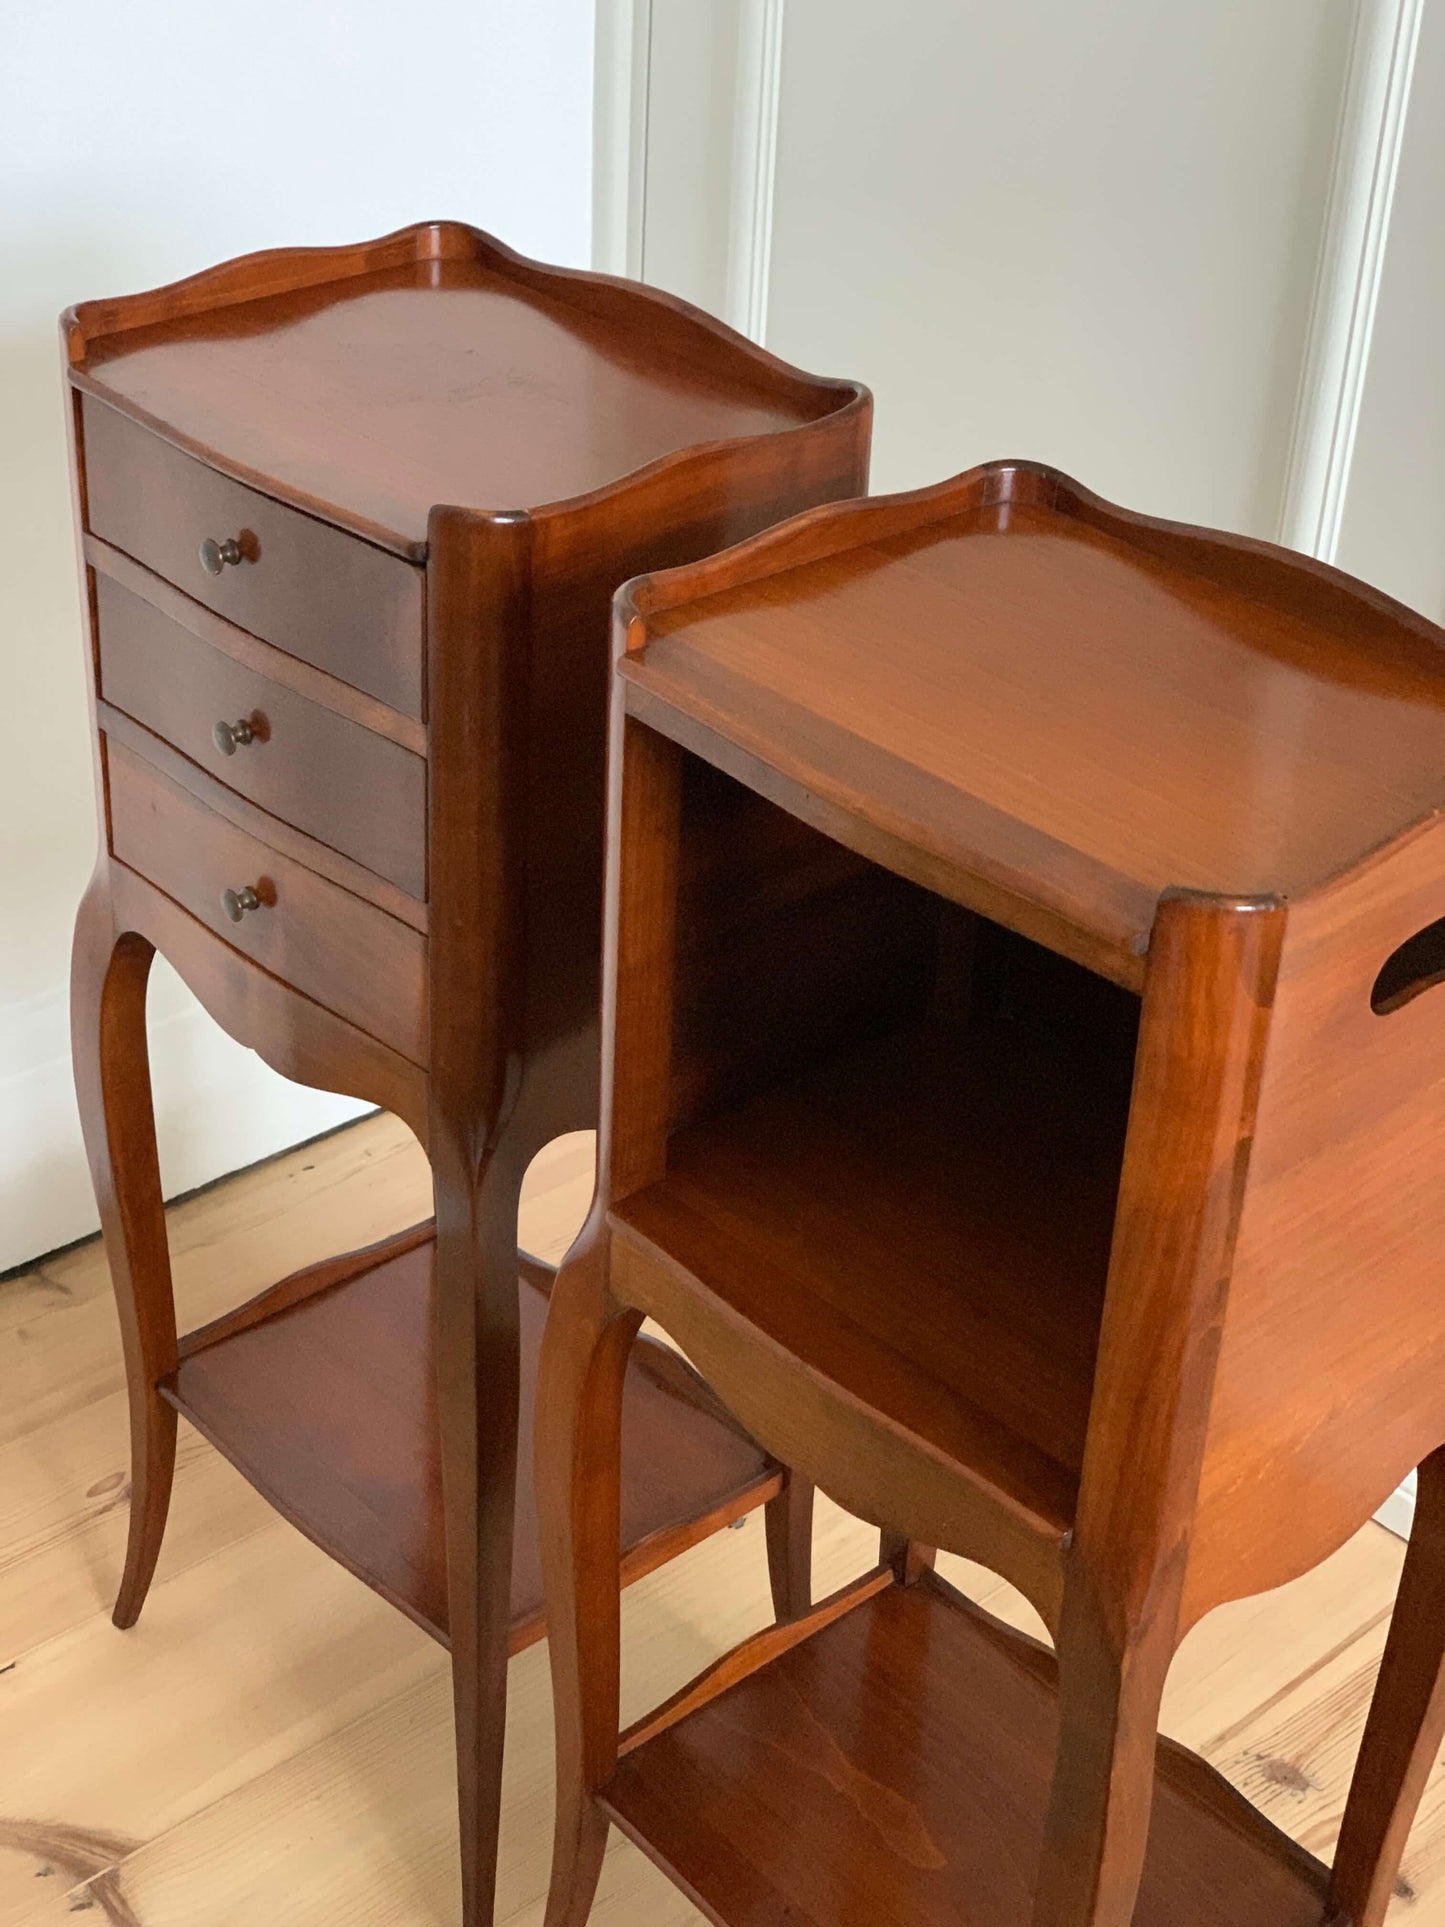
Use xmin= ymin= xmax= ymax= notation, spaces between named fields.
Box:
xmin=212 ymin=717 xmax=256 ymax=756
xmin=199 ymin=536 xmax=244 ymax=576
xmin=221 ymin=885 xmax=262 ymax=923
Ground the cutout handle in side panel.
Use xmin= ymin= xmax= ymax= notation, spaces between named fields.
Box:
xmin=1372 ymin=915 xmax=1445 ymax=1015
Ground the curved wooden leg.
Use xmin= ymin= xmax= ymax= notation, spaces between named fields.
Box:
xmin=764 ymin=1474 xmax=815 ymax=1621
xmin=1031 ymin=1592 xmax=1173 ymax=1927
xmin=433 ymin=1130 xmax=533 ymax=1927
xmin=71 ymin=870 xmax=178 ymax=1630
xmin=537 ymin=1226 xmax=643 ymax=1927
xmin=1328 ymin=1446 xmax=1445 ymax=1927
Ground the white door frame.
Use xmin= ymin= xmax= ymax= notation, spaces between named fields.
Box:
xmin=1280 ymin=0 xmax=1425 ymax=558
xmin=598 ymin=0 xmax=1426 ymax=540
xmin=592 ymin=0 xmax=787 ymax=341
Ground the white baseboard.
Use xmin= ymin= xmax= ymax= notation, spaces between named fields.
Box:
xmin=0 ymin=962 xmax=371 ymax=1274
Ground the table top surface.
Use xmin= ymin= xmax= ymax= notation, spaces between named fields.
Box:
xmin=624 ymin=470 xmax=1445 ymax=964
xmin=71 ymin=240 xmax=849 ymax=551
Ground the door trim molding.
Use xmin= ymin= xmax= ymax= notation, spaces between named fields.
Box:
xmin=592 ymin=0 xmax=653 ymax=278
xmin=1279 ymin=0 xmax=1424 ymax=561
xmin=725 ymin=0 xmax=787 ymax=341
xmin=593 ymin=0 xmax=787 ymax=341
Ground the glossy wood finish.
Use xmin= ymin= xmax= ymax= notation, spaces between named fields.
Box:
xmin=602 ymin=1574 xmax=1329 ymax=1927
xmin=164 ymin=1227 xmax=783 ymax=1651
xmin=106 ymin=739 xmax=430 ymax=1064
xmin=69 ymin=226 xmax=846 ymax=554
xmin=99 ymin=699 xmax=429 ymax=932
xmin=618 ymin=462 xmax=1445 ymax=988
xmin=1330 ymin=1445 xmax=1445 ymax=1926
xmin=83 ymin=396 xmax=427 ymax=715
xmin=611 ymin=1007 xmax=1132 ymax=1632
xmin=21 ymin=1109 xmax=1432 ymax=1922
xmin=539 ymin=461 xmax=1445 ymax=1925
xmin=96 ymin=570 xmax=427 ymax=896
xmin=86 ymin=529 xmax=428 ymax=754
xmin=107 ymin=857 xmax=431 ymax=1145
xmin=64 ymin=221 xmax=870 ymax=1927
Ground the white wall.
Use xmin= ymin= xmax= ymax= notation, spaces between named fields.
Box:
xmin=0 ymin=0 xmax=594 ymax=1271
xmin=640 ymin=0 xmax=1355 ymax=531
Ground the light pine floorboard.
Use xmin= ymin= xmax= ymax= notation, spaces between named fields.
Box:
xmin=0 ymin=1112 xmax=1437 ymax=1923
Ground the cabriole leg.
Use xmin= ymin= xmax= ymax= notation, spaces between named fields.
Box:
xmin=1031 ymin=1592 xmax=1174 ymax=1927
xmin=1328 ymin=1445 xmax=1445 ymax=1927
xmin=434 ymin=1132 xmax=531 ymax=1927
xmin=71 ymin=870 xmax=178 ymax=1630
xmin=537 ymin=1228 xmax=643 ymax=1927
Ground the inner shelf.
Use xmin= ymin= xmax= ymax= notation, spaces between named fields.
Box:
xmin=613 ymin=1009 xmax=1131 ymax=1532
xmin=601 ymin=1572 xmax=1330 ymax=1927
xmin=161 ymin=1224 xmax=781 ymax=1648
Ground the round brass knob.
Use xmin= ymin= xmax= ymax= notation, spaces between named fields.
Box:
xmin=199 ymin=536 xmax=243 ymax=576
xmin=220 ymin=885 xmax=262 ymax=923
xmin=212 ymin=717 xmax=256 ymax=756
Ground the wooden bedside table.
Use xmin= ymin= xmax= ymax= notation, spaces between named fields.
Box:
xmin=538 ymin=460 xmax=1445 ymax=1926
xmin=61 ymin=220 xmax=869 ymax=1924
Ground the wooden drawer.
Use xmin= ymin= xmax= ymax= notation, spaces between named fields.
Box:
xmin=83 ymin=398 xmax=425 ymax=717
xmin=96 ymin=572 xmax=427 ymax=899
xmin=107 ymin=739 xmax=427 ymax=1065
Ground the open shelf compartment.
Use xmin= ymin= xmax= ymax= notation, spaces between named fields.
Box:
xmin=613 ymin=764 xmax=1141 ymax=1542
xmin=162 ymin=1224 xmax=781 ymax=1648
xmin=601 ymin=1571 xmax=1330 ymax=1927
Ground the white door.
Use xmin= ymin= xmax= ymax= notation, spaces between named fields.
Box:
xmin=607 ymin=0 xmax=1432 ymax=581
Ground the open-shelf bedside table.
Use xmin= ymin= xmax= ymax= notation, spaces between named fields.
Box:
xmin=537 ymin=460 xmax=1445 ymax=1926
xmin=61 ymin=219 xmax=869 ymax=1925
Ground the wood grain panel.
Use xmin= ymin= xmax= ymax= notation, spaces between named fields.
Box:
xmin=106 ymin=739 xmax=427 ymax=1064
xmin=84 ymin=398 xmax=425 ymax=716
xmin=97 ymin=573 xmax=426 ymax=897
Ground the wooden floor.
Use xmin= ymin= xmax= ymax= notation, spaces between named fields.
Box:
xmin=2 ymin=1112 xmax=1441 ymax=1925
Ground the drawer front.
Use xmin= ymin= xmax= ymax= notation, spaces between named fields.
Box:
xmin=83 ymin=397 xmax=425 ymax=718
xmin=108 ymin=740 xmax=428 ymax=1065
xmin=96 ymin=573 xmax=427 ymax=899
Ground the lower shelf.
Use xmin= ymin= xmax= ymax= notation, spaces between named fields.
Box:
xmin=601 ymin=1573 xmax=1330 ymax=1927
xmin=162 ymin=1224 xmax=780 ymax=1647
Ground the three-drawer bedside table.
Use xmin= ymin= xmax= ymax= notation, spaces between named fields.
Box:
xmin=61 ymin=220 xmax=869 ymax=1922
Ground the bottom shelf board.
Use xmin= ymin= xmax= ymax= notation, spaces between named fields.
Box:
xmin=162 ymin=1224 xmax=779 ymax=1647
xmin=601 ymin=1574 xmax=1330 ymax=1927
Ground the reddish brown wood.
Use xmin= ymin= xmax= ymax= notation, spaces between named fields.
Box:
xmin=539 ymin=461 xmax=1445 ymax=1925
xmin=69 ymin=872 xmax=176 ymax=1630
xmin=535 ymin=1228 xmax=642 ymax=1927
xmin=1187 ymin=811 xmax=1445 ymax=1618
xmin=615 ymin=1566 xmax=896 ymax=1760
xmin=65 ymin=221 xmax=866 ymax=1927
xmin=96 ymin=570 xmax=427 ymax=897
xmin=163 ymin=1229 xmax=783 ymax=1650
xmin=1032 ymin=891 xmax=1283 ymax=1927
xmin=598 ymin=1575 xmax=1328 ymax=1927
xmin=106 ymin=739 xmax=429 ymax=1064
xmin=617 ymin=460 xmax=1445 ymax=990
xmin=96 ymin=703 xmax=428 ymax=932
xmin=85 ymin=532 xmax=428 ymax=754
xmin=82 ymin=397 xmax=427 ymax=715
xmin=107 ymin=859 xmax=431 ymax=1145
xmin=1328 ymin=1445 xmax=1445 ymax=1926
xmin=66 ymin=222 xmax=859 ymax=555
xmin=608 ymin=1010 xmax=1129 ymax=1630
xmin=762 ymin=1475 xmax=814 ymax=1622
